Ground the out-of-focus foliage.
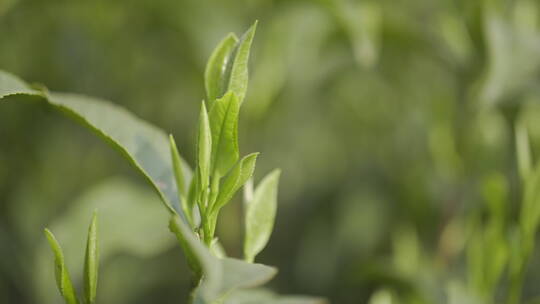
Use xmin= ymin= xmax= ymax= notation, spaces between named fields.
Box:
xmin=3 ymin=0 xmax=540 ymax=303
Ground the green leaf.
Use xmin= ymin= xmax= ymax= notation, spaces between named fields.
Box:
xmin=205 ymin=33 xmax=239 ymax=104
xmin=169 ymin=215 xmax=276 ymax=303
xmin=169 ymin=215 xmax=209 ymax=278
xmin=84 ymin=212 xmax=99 ymax=304
xmin=36 ymin=177 xmax=175 ymax=303
xmin=210 ymin=91 xmax=240 ymax=176
xmin=197 ymin=101 xmax=212 ymax=207
xmin=226 ymin=21 xmax=258 ymax=105
xmin=0 ymin=70 xmax=189 ymax=215
xmin=170 ymin=134 xmax=193 ymax=225
xmin=244 ymin=169 xmax=281 ymax=263
xmin=212 ymin=153 xmax=259 ymax=213
xmin=44 ymin=229 xmax=79 ymax=304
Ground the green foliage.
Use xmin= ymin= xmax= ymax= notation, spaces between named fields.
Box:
xmin=44 ymin=213 xmax=100 ymax=304
xmin=205 ymin=34 xmax=239 ymax=104
xmin=83 ymin=212 xmax=98 ymax=304
xmin=244 ymin=170 xmax=281 ymax=263
xmin=43 ymin=229 xmax=79 ymax=304
xmin=0 ymin=22 xmax=316 ymax=304
xmin=209 ymin=92 xmax=240 ymax=177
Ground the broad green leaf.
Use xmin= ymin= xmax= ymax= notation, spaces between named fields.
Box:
xmin=210 ymin=92 xmax=240 ymax=176
xmin=84 ymin=211 xmax=98 ymax=304
xmin=226 ymin=21 xmax=258 ymax=104
xmin=169 ymin=215 xmax=276 ymax=303
xmin=44 ymin=229 xmax=79 ymax=304
xmin=213 ymin=153 xmax=259 ymax=213
xmin=205 ymin=33 xmax=239 ymax=103
xmin=197 ymin=101 xmax=212 ymax=208
xmin=244 ymin=169 xmax=281 ymax=263
xmin=0 ymin=70 xmax=190 ymax=215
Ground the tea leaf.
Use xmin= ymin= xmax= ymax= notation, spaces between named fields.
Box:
xmin=244 ymin=169 xmax=281 ymax=263
xmin=169 ymin=215 xmax=276 ymax=303
xmin=0 ymin=70 xmax=189 ymax=215
xmin=210 ymin=92 xmax=240 ymax=176
xmin=213 ymin=153 xmax=258 ymax=212
xmin=205 ymin=33 xmax=239 ymax=104
xmin=170 ymin=134 xmax=193 ymax=225
xmin=197 ymin=101 xmax=212 ymax=209
xmin=44 ymin=229 xmax=79 ymax=304
xmin=84 ymin=211 xmax=99 ymax=304
xmin=227 ymin=21 xmax=258 ymax=104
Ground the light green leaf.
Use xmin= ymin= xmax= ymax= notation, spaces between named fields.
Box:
xmin=44 ymin=229 xmax=79 ymax=304
xmin=36 ymin=177 xmax=174 ymax=303
xmin=170 ymin=134 xmax=192 ymax=225
xmin=213 ymin=153 xmax=258 ymax=213
xmin=244 ymin=169 xmax=281 ymax=263
xmin=169 ymin=215 xmax=276 ymax=303
xmin=0 ymin=70 xmax=189 ymax=215
xmin=169 ymin=215 xmax=210 ymax=279
xmin=205 ymin=33 xmax=239 ymax=104
xmin=84 ymin=211 xmax=98 ymax=304
xmin=210 ymin=91 xmax=240 ymax=176
xmin=226 ymin=21 xmax=258 ymax=104
xmin=197 ymin=101 xmax=212 ymax=208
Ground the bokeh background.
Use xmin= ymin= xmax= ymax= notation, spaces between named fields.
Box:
xmin=3 ymin=0 xmax=540 ymax=303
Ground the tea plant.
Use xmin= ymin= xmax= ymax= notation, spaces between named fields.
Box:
xmin=0 ymin=23 xmax=323 ymax=304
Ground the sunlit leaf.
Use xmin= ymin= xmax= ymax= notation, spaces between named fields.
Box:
xmin=226 ymin=21 xmax=258 ymax=104
xmin=44 ymin=229 xmax=79 ymax=304
xmin=169 ymin=215 xmax=276 ymax=303
xmin=244 ymin=169 xmax=281 ymax=263
xmin=84 ymin=211 xmax=99 ymax=304
xmin=210 ymin=91 xmax=240 ymax=176
xmin=205 ymin=33 xmax=239 ymax=104
xmin=213 ymin=153 xmax=258 ymax=213
xmin=197 ymin=101 xmax=212 ymax=210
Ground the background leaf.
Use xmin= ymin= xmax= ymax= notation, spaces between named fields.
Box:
xmin=83 ymin=212 xmax=98 ymax=304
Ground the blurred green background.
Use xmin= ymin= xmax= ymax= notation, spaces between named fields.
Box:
xmin=3 ymin=0 xmax=540 ymax=303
